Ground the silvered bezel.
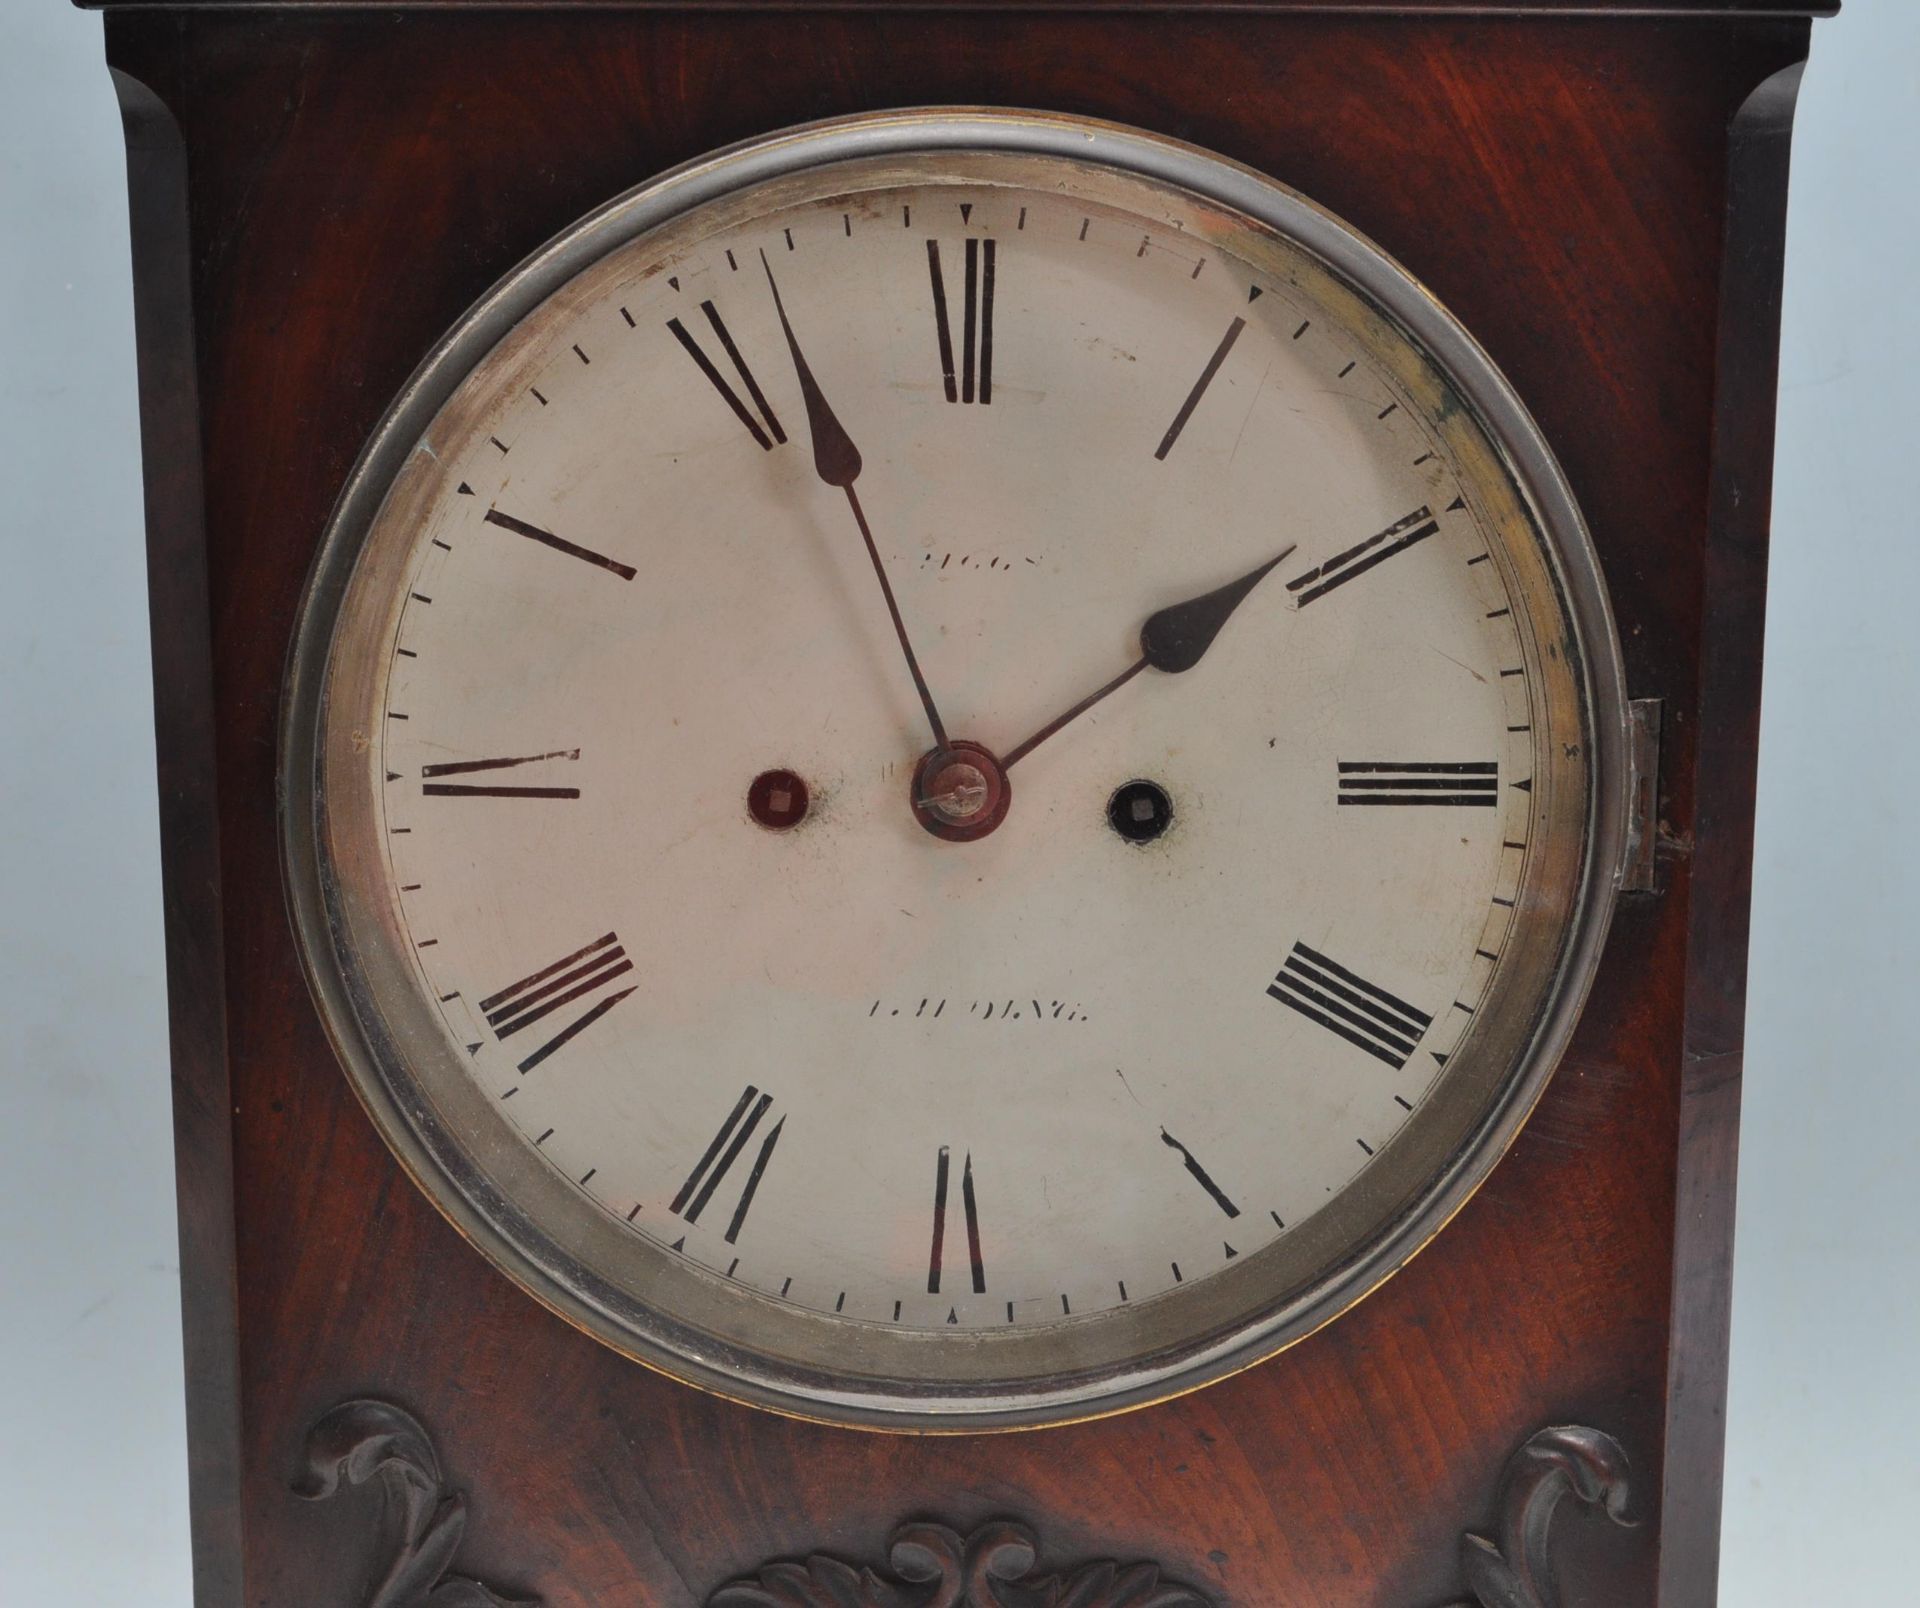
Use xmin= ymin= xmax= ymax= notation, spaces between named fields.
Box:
xmin=281 ymin=109 xmax=1630 ymax=1431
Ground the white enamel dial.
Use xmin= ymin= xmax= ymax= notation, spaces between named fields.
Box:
xmin=290 ymin=116 xmax=1623 ymax=1426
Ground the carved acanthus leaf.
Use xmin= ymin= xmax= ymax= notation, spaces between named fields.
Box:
xmin=290 ymin=1404 xmax=1631 ymax=1608
xmin=708 ymin=1519 xmax=1214 ymax=1608
xmin=1445 ymin=1425 xmax=1636 ymax=1608
xmin=295 ymin=1399 xmax=538 ymax=1608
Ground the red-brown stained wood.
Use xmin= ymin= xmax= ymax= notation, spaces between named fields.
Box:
xmin=83 ymin=1 xmax=1841 ymax=16
xmin=101 ymin=6 xmax=1813 ymax=1604
xmin=1656 ymin=58 xmax=1806 ymax=1608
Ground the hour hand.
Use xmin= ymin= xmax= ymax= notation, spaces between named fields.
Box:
xmin=1002 ymin=543 xmax=1295 ymax=769
xmin=1139 ymin=546 xmax=1295 ymax=673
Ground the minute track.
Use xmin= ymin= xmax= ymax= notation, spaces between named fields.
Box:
xmin=378 ymin=213 xmax=1530 ymax=1323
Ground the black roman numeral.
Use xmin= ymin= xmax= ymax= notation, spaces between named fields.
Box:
xmin=483 ymin=508 xmax=636 ymax=581
xmin=1156 ymin=315 xmax=1247 ymax=460
xmin=670 ymin=1084 xmax=785 ymax=1244
xmin=1268 ymin=942 xmax=1432 ymax=1070
xmin=480 ymin=931 xmax=635 ymax=1074
xmin=1160 ymin=1128 xmax=1240 ymax=1218
xmin=667 ymin=300 xmax=788 ymax=450
xmin=422 ymin=748 xmax=581 ymax=799
xmin=927 ymin=1145 xmax=986 ymax=1294
xmin=1338 ymin=760 xmax=1498 ymax=807
xmin=1286 ymin=507 xmax=1441 ymax=606
xmin=926 ymin=239 xmax=996 ymax=403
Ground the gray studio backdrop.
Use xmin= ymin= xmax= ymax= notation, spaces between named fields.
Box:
xmin=1 ymin=2 xmax=1912 ymax=1600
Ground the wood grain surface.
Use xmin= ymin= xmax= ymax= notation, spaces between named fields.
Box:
xmin=102 ymin=6 xmax=1813 ymax=1603
xmin=82 ymin=1 xmax=1843 ymax=18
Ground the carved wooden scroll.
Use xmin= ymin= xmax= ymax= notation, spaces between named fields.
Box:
xmin=296 ymin=1399 xmax=537 ymax=1608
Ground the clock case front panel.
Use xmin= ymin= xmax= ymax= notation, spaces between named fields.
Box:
xmin=98 ymin=3 xmax=1820 ymax=1604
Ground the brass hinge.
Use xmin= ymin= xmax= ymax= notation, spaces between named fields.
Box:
xmin=1621 ymin=698 xmax=1663 ymax=894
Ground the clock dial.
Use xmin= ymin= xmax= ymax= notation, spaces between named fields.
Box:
xmin=288 ymin=114 xmax=1626 ymax=1426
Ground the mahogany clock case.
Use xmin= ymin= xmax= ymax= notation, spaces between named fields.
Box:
xmin=94 ymin=2 xmax=1829 ymax=1604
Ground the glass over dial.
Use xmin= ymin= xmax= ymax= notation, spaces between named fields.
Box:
xmin=287 ymin=114 xmax=1625 ymax=1428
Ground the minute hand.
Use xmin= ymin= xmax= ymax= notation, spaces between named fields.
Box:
xmin=1001 ymin=543 xmax=1296 ymax=770
xmin=760 ymin=251 xmax=951 ymax=752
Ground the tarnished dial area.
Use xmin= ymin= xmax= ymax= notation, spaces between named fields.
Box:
xmin=303 ymin=133 xmax=1611 ymax=1422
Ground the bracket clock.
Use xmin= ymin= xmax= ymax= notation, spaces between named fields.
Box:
xmin=93 ymin=1 xmax=1833 ymax=1603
